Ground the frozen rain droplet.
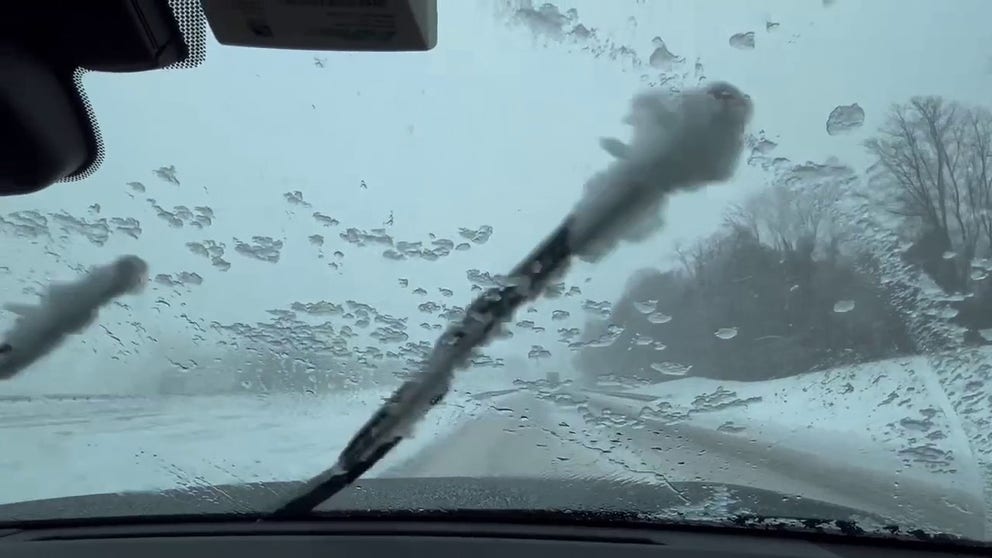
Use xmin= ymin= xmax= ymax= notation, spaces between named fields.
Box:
xmin=729 ymin=32 xmax=755 ymax=49
xmin=648 ymin=38 xmax=684 ymax=69
xmin=458 ymin=225 xmax=493 ymax=244
xmin=938 ymin=306 xmax=959 ymax=320
xmin=714 ymin=327 xmax=738 ymax=340
xmin=418 ymin=302 xmax=441 ymax=313
xmin=634 ymin=299 xmax=658 ymax=314
xmin=313 ymin=212 xmax=340 ymax=227
xmin=753 ymin=138 xmax=777 ymax=155
xmin=970 ymin=269 xmax=988 ymax=281
xmin=978 ymin=328 xmax=992 ymax=342
xmin=942 ymin=250 xmax=957 ymax=260
xmin=632 ymin=333 xmax=653 ymax=346
xmin=153 ymin=164 xmax=180 ymax=185
xmin=211 ymin=256 xmax=231 ymax=271
xmin=647 ymin=312 xmax=672 ymax=324
xmin=651 ymin=362 xmax=691 ymax=377
xmin=528 ymin=345 xmax=552 ymax=359
xmin=551 ymin=310 xmax=570 ymax=320
xmin=833 ymin=300 xmax=856 ymax=313
xmin=586 ymin=324 xmax=624 ymax=348
xmin=825 ymin=103 xmax=865 ymax=135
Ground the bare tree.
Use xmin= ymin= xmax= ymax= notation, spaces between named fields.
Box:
xmin=963 ymin=107 xmax=992 ymax=254
xmin=723 ymin=180 xmax=844 ymax=262
xmin=866 ymin=97 xmax=992 ymax=268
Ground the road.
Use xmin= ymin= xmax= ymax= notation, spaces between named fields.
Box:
xmin=385 ymin=388 xmax=987 ymax=540
xmin=0 ymin=387 xmax=985 ymax=539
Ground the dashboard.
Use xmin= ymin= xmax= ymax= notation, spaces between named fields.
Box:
xmin=0 ymin=519 xmax=983 ymax=558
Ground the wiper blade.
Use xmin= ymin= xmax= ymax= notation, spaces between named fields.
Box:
xmin=0 ymin=255 xmax=148 ymax=380
xmin=271 ymin=82 xmax=752 ymax=517
xmin=272 ymin=222 xmax=573 ymax=516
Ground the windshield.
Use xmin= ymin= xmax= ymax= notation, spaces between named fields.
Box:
xmin=2 ymin=0 xmax=991 ymax=543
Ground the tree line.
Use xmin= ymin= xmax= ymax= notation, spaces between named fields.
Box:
xmin=577 ymin=95 xmax=992 ymax=383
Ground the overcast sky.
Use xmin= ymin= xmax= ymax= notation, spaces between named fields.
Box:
xmin=2 ymin=0 xmax=991 ymax=392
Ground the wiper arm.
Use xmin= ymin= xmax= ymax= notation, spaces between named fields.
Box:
xmin=0 ymin=255 xmax=148 ymax=380
xmin=272 ymin=222 xmax=572 ymax=516
xmin=271 ymin=82 xmax=752 ymax=517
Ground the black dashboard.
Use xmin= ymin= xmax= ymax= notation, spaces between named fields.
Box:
xmin=0 ymin=519 xmax=984 ymax=558
xmin=0 ymin=478 xmax=986 ymax=557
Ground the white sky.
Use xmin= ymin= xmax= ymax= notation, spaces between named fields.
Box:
xmin=2 ymin=0 xmax=991 ymax=391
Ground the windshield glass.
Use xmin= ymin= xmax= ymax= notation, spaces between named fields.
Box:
xmin=2 ymin=0 xmax=991 ymax=543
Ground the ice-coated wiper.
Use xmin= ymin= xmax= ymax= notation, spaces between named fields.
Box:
xmin=271 ymin=82 xmax=753 ymax=517
xmin=0 ymin=255 xmax=149 ymax=380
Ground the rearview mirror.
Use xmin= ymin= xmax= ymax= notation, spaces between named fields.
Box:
xmin=0 ymin=42 xmax=93 ymax=196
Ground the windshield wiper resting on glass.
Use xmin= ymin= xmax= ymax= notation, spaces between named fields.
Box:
xmin=271 ymin=82 xmax=753 ymax=517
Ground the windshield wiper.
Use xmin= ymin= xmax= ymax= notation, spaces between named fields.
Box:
xmin=271 ymin=82 xmax=753 ymax=517
xmin=272 ymin=221 xmax=573 ymax=516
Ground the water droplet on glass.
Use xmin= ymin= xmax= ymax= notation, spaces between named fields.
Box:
xmin=825 ymin=103 xmax=865 ymax=135
xmin=586 ymin=324 xmax=624 ymax=348
xmin=632 ymin=333 xmax=653 ymax=346
xmin=650 ymin=362 xmax=691 ymax=377
xmin=647 ymin=312 xmax=672 ymax=324
xmin=648 ymin=39 xmax=684 ymax=70
xmin=938 ymin=306 xmax=959 ymax=320
xmin=833 ymin=299 xmax=856 ymax=313
xmin=729 ymin=31 xmax=755 ymax=49
xmin=714 ymin=327 xmax=738 ymax=340
xmin=528 ymin=345 xmax=552 ymax=359
xmin=634 ymin=299 xmax=658 ymax=314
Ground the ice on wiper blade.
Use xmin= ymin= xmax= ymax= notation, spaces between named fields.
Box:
xmin=271 ymin=82 xmax=753 ymax=517
xmin=0 ymin=255 xmax=149 ymax=380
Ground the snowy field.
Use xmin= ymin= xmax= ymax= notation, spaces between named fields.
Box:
xmin=1 ymin=355 xmax=989 ymax=540
xmin=578 ymin=353 xmax=990 ymax=539
xmin=0 ymin=388 xmax=480 ymax=505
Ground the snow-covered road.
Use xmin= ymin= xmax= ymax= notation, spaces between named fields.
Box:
xmin=0 ymin=372 xmax=987 ymax=540
xmin=386 ymin=389 xmax=985 ymax=539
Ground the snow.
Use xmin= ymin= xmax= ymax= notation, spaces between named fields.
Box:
xmin=583 ymin=355 xmax=980 ymax=485
xmin=568 ymin=83 xmax=752 ymax=262
xmin=0 ymin=354 xmax=988 ymax=539
xmin=579 ymin=352 xmax=990 ymax=537
xmin=0 ymin=255 xmax=148 ymax=380
xmin=0 ymin=388 xmax=484 ymax=506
